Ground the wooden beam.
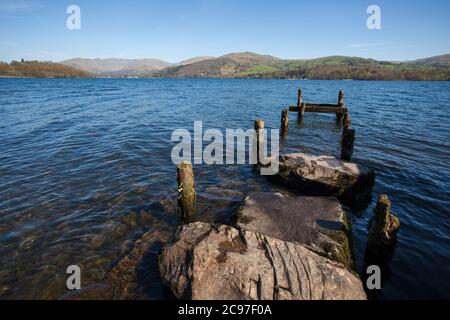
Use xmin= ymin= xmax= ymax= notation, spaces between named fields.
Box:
xmin=289 ymin=106 xmax=348 ymax=114
xmin=305 ymin=103 xmax=339 ymax=108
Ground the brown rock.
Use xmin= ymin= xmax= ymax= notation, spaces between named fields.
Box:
xmin=59 ymin=284 xmax=114 ymax=300
xmin=236 ymin=192 xmax=353 ymax=268
xmin=158 ymin=222 xmax=366 ymax=300
xmin=271 ymin=153 xmax=375 ymax=211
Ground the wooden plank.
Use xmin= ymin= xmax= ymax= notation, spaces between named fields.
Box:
xmin=305 ymin=103 xmax=339 ymax=108
xmin=289 ymin=106 xmax=348 ymax=114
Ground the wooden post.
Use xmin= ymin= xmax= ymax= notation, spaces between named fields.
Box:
xmin=343 ymin=112 xmax=351 ymax=132
xmin=338 ymin=90 xmax=345 ymax=106
xmin=298 ymin=103 xmax=306 ymax=122
xmin=337 ymin=90 xmax=345 ymax=124
xmin=254 ymin=120 xmax=264 ymax=165
xmin=341 ymin=129 xmax=355 ymax=161
xmin=280 ymin=109 xmax=289 ymax=136
xmin=367 ymin=195 xmax=400 ymax=249
xmin=177 ymin=161 xmax=196 ymax=223
xmin=297 ymin=88 xmax=303 ymax=107
xmin=300 ymin=103 xmax=306 ymax=118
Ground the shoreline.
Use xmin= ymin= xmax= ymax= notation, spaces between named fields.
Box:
xmin=1 ymin=75 xmax=449 ymax=81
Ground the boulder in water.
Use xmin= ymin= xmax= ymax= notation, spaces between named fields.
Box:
xmin=271 ymin=153 xmax=375 ymax=211
xmin=236 ymin=192 xmax=353 ymax=268
xmin=158 ymin=222 xmax=366 ymax=300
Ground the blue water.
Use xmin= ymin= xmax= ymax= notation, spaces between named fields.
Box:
xmin=0 ymin=78 xmax=449 ymax=299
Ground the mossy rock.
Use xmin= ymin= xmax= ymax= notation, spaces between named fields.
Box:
xmin=235 ymin=192 xmax=355 ymax=270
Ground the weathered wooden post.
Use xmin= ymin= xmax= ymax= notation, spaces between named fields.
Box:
xmin=367 ymin=194 xmax=400 ymax=250
xmin=177 ymin=161 xmax=196 ymax=223
xmin=363 ymin=194 xmax=400 ymax=296
xmin=337 ymin=90 xmax=345 ymax=124
xmin=280 ymin=109 xmax=289 ymax=136
xmin=254 ymin=120 xmax=264 ymax=165
xmin=297 ymin=88 xmax=303 ymax=106
xmin=300 ymin=103 xmax=306 ymax=118
xmin=341 ymin=111 xmax=354 ymax=161
xmin=343 ymin=112 xmax=351 ymax=132
xmin=298 ymin=103 xmax=306 ymax=122
xmin=341 ymin=129 xmax=355 ymax=161
xmin=338 ymin=90 xmax=345 ymax=106
xmin=297 ymin=89 xmax=304 ymax=122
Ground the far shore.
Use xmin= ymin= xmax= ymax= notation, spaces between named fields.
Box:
xmin=1 ymin=75 xmax=449 ymax=81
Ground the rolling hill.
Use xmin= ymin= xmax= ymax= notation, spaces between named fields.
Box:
xmin=154 ymin=52 xmax=450 ymax=80
xmin=178 ymin=56 xmax=216 ymax=66
xmin=61 ymin=58 xmax=172 ymax=76
xmin=157 ymin=52 xmax=282 ymax=77
xmin=2 ymin=53 xmax=450 ymax=80
xmin=0 ymin=60 xmax=93 ymax=78
xmin=61 ymin=56 xmax=216 ymax=76
xmin=407 ymin=54 xmax=450 ymax=67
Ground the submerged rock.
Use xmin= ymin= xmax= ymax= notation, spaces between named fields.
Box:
xmin=59 ymin=284 xmax=114 ymax=300
xmin=105 ymin=229 xmax=170 ymax=299
xmin=0 ymin=285 xmax=10 ymax=297
xmin=60 ymin=229 xmax=172 ymax=300
xmin=158 ymin=222 xmax=366 ymax=300
xmin=205 ymin=186 xmax=244 ymax=198
xmin=271 ymin=153 xmax=375 ymax=211
xmin=236 ymin=192 xmax=353 ymax=268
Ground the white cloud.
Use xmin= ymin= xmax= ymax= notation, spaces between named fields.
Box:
xmin=0 ymin=1 xmax=35 ymax=13
xmin=345 ymin=42 xmax=390 ymax=49
xmin=0 ymin=41 xmax=19 ymax=47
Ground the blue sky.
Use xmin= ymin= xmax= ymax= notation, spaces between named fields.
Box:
xmin=0 ymin=0 xmax=449 ymax=62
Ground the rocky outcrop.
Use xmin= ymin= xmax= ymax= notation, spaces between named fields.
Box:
xmin=158 ymin=222 xmax=366 ymax=300
xmin=236 ymin=192 xmax=353 ymax=268
xmin=271 ymin=153 xmax=375 ymax=211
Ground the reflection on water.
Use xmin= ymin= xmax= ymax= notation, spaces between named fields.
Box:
xmin=0 ymin=78 xmax=449 ymax=299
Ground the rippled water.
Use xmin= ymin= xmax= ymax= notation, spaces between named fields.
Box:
xmin=0 ymin=78 xmax=449 ymax=299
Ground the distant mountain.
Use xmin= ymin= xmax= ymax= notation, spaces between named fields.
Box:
xmin=61 ymin=57 xmax=218 ymax=76
xmin=407 ymin=54 xmax=450 ymax=67
xmin=158 ymin=52 xmax=282 ymax=77
xmin=0 ymin=60 xmax=93 ymax=78
xmin=153 ymin=52 xmax=450 ymax=81
xmin=61 ymin=58 xmax=173 ymax=76
xmin=178 ymin=56 xmax=216 ymax=66
xmin=3 ymin=53 xmax=450 ymax=80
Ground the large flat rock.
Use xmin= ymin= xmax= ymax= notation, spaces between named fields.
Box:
xmin=271 ymin=153 xmax=375 ymax=211
xmin=236 ymin=192 xmax=353 ymax=268
xmin=158 ymin=222 xmax=366 ymax=300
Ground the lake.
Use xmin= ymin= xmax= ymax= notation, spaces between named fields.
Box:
xmin=0 ymin=78 xmax=449 ymax=299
